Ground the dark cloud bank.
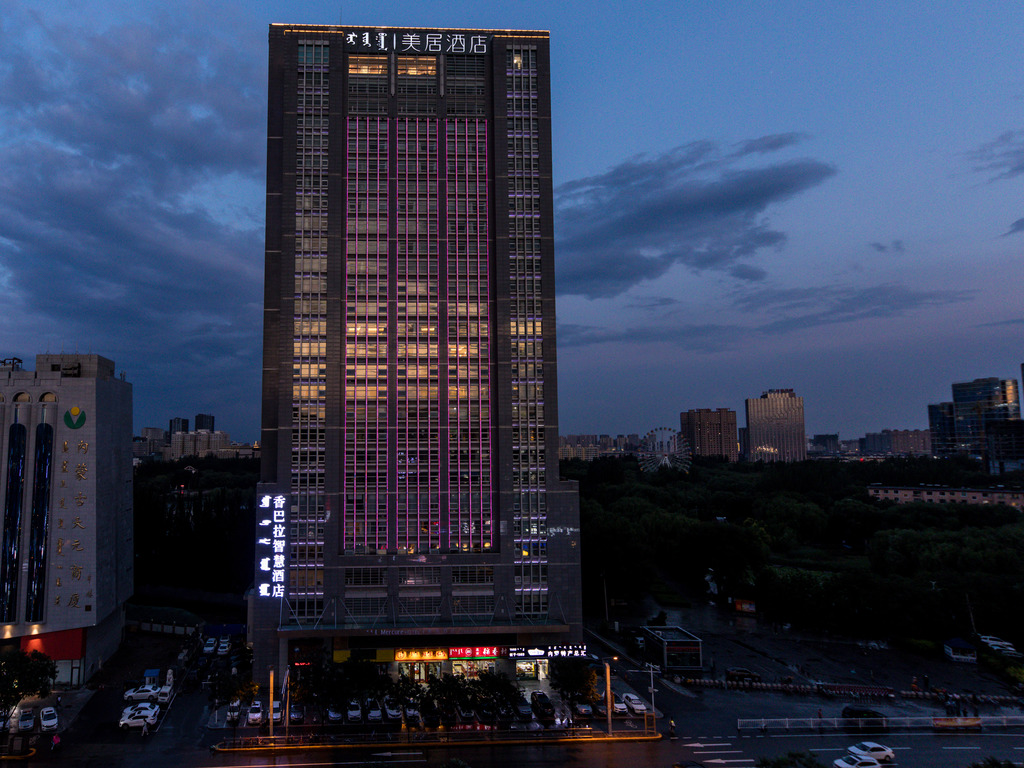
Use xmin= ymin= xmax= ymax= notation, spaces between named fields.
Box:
xmin=554 ymin=135 xmax=837 ymax=299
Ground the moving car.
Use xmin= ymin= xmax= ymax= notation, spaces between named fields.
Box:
xmin=621 ymin=693 xmax=647 ymax=715
xmin=39 ymin=707 xmax=59 ymax=732
xmin=847 ymin=742 xmax=894 ymax=762
xmin=832 ymin=757 xmax=881 ymax=768
xmin=247 ymin=700 xmax=264 ymax=725
xmin=123 ymin=685 xmax=161 ymax=702
xmin=119 ymin=704 xmax=159 ymax=730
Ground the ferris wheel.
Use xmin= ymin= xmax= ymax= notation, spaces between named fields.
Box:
xmin=638 ymin=427 xmax=692 ymax=473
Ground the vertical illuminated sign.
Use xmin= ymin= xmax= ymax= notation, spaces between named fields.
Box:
xmin=256 ymin=493 xmax=288 ymax=598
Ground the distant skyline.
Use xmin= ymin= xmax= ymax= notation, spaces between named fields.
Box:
xmin=2 ymin=2 xmax=1023 ymax=442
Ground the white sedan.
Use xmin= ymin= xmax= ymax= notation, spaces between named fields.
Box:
xmin=833 ymin=756 xmax=881 ymax=768
xmin=621 ymin=693 xmax=647 ymax=714
xmin=123 ymin=685 xmax=161 ymax=702
xmin=119 ymin=704 xmax=159 ymax=730
xmin=848 ymin=742 xmax=894 ymax=762
xmin=247 ymin=700 xmax=264 ymax=725
xmin=39 ymin=707 xmax=59 ymax=732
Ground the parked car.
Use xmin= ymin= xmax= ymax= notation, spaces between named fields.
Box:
xmin=217 ymin=638 xmax=231 ymax=656
xmin=725 ymin=667 xmax=762 ymax=683
xmin=383 ymin=697 xmax=403 ymax=721
xmin=573 ymin=700 xmax=593 ymax=718
xmin=17 ymin=707 xmax=35 ymax=732
xmin=226 ymin=700 xmax=241 ymax=724
xmin=833 ymin=756 xmax=881 ymax=768
xmin=271 ymin=700 xmax=283 ymax=724
xmin=119 ymin=705 xmax=159 ymax=730
xmin=621 ymin=693 xmax=647 ymax=715
xmin=456 ymin=699 xmax=476 ymax=722
xmin=247 ymin=700 xmax=264 ymax=726
xmin=513 ymin=694 xmax=533 ymax=720
xmin=420 ymin=699 xmax=440 ymax=729
xmin=39 ymin=707 xmax=58 ymax=732
xmin=365 ymin=698 xmax=382 ymax=722
xmin=477 ymin=698 xmax=498 ymax=724
xmin=123 ymin=685 xmax=161 ymax=703
xmin=404 ymin=701 xmax=421 ymax=727
xmin=847 ymin=742 xmax=894 ymax=762
xmin=347 ymin=699 xmax=362 ymax=723
xmin=289 ymin=703 xmax=305 ymax=724
xmin=530 ymin=690 xmax=555 ymax=721
xmin=326 ymin=705 xmax=344 ymax=723
xmin=203 ymin=637 xmax=217 ymax=654
xmin=610 ymin=693 xmax=628 ymax=715
xmin=841 ymin=706 xmax=888 ymax=733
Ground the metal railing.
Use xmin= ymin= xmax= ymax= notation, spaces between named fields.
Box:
xmin=737 ymin=715 xmax=1024 ymax=733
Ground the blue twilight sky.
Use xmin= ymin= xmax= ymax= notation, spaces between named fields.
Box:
xmin=1 ymin=1 xmax=1022 ymax=443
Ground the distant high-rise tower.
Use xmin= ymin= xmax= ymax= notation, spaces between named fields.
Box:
xmin=252 ymin=23 xmax=581 ymax=684
xmin=679 ymin=408 xmax=738 ymax=462
xmin=744 ymin=389 xmax=806 ymax=462
xmin=930 ymin=377 xmax=1020 ymax=457
xmin=168 ymin=417 xmax=188 ymax=435
xmin=194 ymin=413 xmax=215 ymax=431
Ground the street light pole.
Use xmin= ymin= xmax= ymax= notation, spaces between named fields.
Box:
xmin=604 ymin=662 xmax=612 ymax=737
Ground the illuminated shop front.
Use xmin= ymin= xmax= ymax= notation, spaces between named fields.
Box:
xmin=449 ymin=646 xmax=504 ymax=678
xmin=509 ymin=644 xmax=587 ymax=681
xmin=395 ymin=648 xmax=447 ymax=682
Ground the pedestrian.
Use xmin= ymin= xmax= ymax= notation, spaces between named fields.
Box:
xmin=51 ymin=733 xmax=61 ymax=752
xmin=142 ymin=722 xmax=149 ymax=737
xmin=669 ymin=719 xmax=676 ymax=739
xmin=56 ymin=694 xmax=62 ymax=709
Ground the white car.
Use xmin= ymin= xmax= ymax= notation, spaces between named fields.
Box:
xmin=123 ymin=702 xmax=159 ymax=719
xmin=217 ymin=638 xmax=231 ymax=656
xmin=39 ymin=707 xmax=59 ymax=732
xmin=247 ymin=700 xmax=264 ymax=725
xmin=271 ymin=700 xmax=283 ymax=724
xmin=119 ymin=705 xmax=159 ymax=730
xmin=980 ymin=635 xmax=1007 ymax=645
xmin=833 ymin=756 xmax=881 ymax=768
xmin=203 ymin=637 xmax=217 ymax=654
xmin=621 ymin=693 xmax=647 ymax=714
xmin=384 ymin=698 xmax=403 ymax=720
xmin=123 ymin=685 xmax=161 ymax=702
xmin=848 ymin=742 xmax=894 ymax=762
xmin=610 ymin=694 xmax=628 ymax=714
xmin=347 ymin=699 xmax=362 ymax=723
xmin=365 ymin=698 xmax=382 ymax=722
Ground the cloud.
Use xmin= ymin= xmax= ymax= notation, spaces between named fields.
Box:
xmin=869 ymin=239 xmax=905 ymax=253
xmin=560 ymin=283 xmax=972 ymax=351
xmin=731 ymin=132 xmax=808 ymax=157
xmin=1003 ymin=218 xmax=1024 ymax=237
xmin=0 ymin=5 xmax=266 ymax=435
xmin=969 ymin=130 xmax=1024 ymax=181
xmin=737 ymin=283 xmax=971 ymax=334
xmin=555 ymin=142 xmax=836 ymax=298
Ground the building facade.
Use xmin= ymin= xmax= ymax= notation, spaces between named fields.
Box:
xmin=0 ymin=355 xmax=133 ymax=685
xmin=194 ymin=413 xmax=216 ymax=431
xmin=679 ymin=408 xmax=738 ymax=462
xmin=744 ymin=389 xmax=806 ymax=462
xmin=929 ymin=377 xmax=1020 ymax=458
xmin=253 ymin=24 xmax=581 ymax=683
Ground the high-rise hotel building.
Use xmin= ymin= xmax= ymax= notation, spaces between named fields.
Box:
xmin=252 ymin=25 xmax=581 ymax=682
